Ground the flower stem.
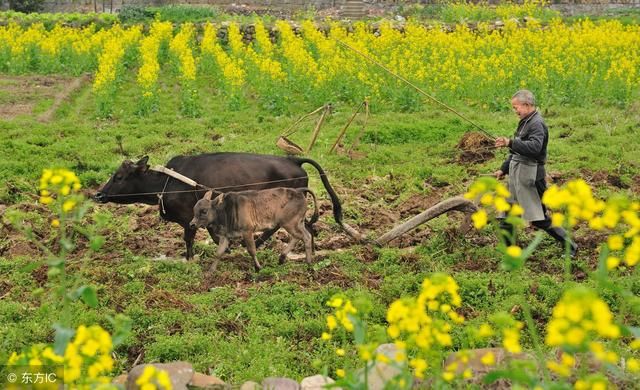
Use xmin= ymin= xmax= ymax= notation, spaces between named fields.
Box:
xmin=520 ymin=295 xmax=550 ymax=382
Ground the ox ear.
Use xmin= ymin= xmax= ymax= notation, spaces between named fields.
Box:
xmin=203 ymin=190 xmax=213 ymax=200
xmin=213 ymin=193 xmax=225 ymax=205
xmin=135 ymin=156 xmax=149 ymax=172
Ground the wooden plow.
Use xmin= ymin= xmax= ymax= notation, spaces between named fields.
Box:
xmin=276 ymin=103 xmax=332 ymax=155
xmin=329 ymin=99 xmax=370 ymax=158
xmin=277 ymin=100 xmax=371 ymax=158
xmin=291 ymin=196 xmax=478 ymax=260
xmin=374 ymin=196 xmax=477 ymax=246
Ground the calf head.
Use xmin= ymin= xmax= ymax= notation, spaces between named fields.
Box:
xmin=94 ymin=156 xmax=150 ymax=204
xmin=189 ymin=191 xmax=224 ymax=229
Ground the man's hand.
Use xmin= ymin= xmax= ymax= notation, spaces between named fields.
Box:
xmin=494 ymin=136 xmax=510 ymax=148
xmin=494 ymin=170 xmax=505 ymax=179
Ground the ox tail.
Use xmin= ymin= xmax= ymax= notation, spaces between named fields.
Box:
xmin=293 ymin=157 xmax=343 ymax=226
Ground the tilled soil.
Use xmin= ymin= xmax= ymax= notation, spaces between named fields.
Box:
xmin=1 ymin=178 xmax=623 ymax=290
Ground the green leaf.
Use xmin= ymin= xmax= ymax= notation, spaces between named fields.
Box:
xmin=53 ymin=324 xmax=75 ymax=355
xmin=20 ymin=261 xmax=43 ymax=273
xmin=77 ymin=285 xmax=99 ymax=308
xmin=60 ymin=238 xmax=75 ymax=252
xmin=351 ymin=315 xmax=366 ymax=345
xmin=521 ymin=231 xmax=544 ymax=261
xmin=483 ymin=368 xmax=536 ymax=386
xmin=47 ymin=267 xmax=61 ymax=278
xmin=90 ymin=235 xmax=105 ymax=251
xmin=107 ymin=314 xmax=133 ymax=347
xmin=47 ymin=257 xmax=64 ymax=267
xmin=628 ymin=326 xmax=640 ymax=338
xmin=32 ymin=287 xmax=44 ymax=297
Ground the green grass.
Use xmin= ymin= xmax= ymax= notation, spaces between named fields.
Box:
xmin=0 ymin=69 xmax=638 ymax=384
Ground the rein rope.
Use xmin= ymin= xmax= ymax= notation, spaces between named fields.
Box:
xmin=334 ymin=38 xmax=497 ymax=141
xmin=103 ymin=174 xmax=314 ymax=199
xmin=157 ymin=175 xmax=171 ymax=214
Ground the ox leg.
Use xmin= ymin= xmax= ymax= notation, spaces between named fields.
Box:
xmin=243 ymin=233 xmax=262 ymax=271
xmin=183 ymin=227 xmax=196 ymax=260
xmin=254 ymin=227 xmax=279 ymax=248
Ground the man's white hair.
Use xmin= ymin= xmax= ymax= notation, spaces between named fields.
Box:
xmin=512 ymin=89 xmax=536 ymax=106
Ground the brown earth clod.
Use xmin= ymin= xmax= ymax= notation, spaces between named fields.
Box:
xmin=456 ymin=131 xmax=495 ymax=164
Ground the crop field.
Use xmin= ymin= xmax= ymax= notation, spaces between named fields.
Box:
xmin=1 ymin=3 xmax=639 ymax=389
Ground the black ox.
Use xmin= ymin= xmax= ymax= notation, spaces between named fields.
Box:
xmin=94 ymin=152 xmax=343 ymax=259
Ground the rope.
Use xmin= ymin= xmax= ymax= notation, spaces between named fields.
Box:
xmin=102 ymin=175 xmax=314 ymax=199
xmin=157 ymin=175 xmax=171 ymax=214
xmin=281 ymin=104 xmax=328 ymax=138
xmin=334 ymin=38 xmax=496 ymax=140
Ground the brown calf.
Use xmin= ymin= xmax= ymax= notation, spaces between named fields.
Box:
xmin=190 ymin=187 xmax=318 ymax=271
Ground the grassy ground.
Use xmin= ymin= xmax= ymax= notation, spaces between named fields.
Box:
xmin=0 ymin=72 xmax=639 ymax=383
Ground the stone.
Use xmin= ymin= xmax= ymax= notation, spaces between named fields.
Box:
xmin=444 ymin=347 xmax=533 ymax=384
xmin=189 ymin=372 xmax=227 ymax=388
xmin=261 ymin=377 xmax=300 ymax=390
xmin=126 ymin=362 xmax=194 ymax=390
xmin=300 ymin=375 xmax=336 ymax=390
xmin=445 ymin=347 xmax=529 ymax=373
xmin=240 ymin=381 xmax=261 ymax=390
xmin=375 ymin=343 xmax=400 ymax=360
xmin=359 ymin=361 xmax=402 ymax=390
xmin=353 ymin=344 xmax=405 ymax=390
xmin=112 ymin=374 xmax=127 ymax=384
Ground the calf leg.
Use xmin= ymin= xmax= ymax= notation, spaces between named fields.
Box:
xmin=207 ymin=226 xmax=232 ymax=254
xmin=279 ymin=237 xmax=299 ymax=265
xmin=215 ymin=236 xmax=230 ymax=256
xmin=282 ymin=221 xmax=314 ymax=264
xmin=254 ymin=226 xmax=279 ymax=248
xmin=243 ymin=232 xmax=262 ymax=271
xmin=206 ymin=226 xmax=220 ymax=245
xmin=299 ymin=222 xmax=314 ymax=264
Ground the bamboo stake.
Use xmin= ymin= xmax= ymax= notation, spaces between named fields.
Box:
xmin=307 ymin=104 xmax=330 ymax=152
xmin=330 ymin=101 xmax=365 ymax=153
xmin=347 ymin=99 xmax=370 ymax=154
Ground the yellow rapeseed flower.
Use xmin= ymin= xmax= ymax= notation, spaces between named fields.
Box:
xmin=506 ymin=245 xmax=522 ymax=258
xmin=503 ymin=328 xmax=522 ymax=353
xmin=481 ymin=352 xmax=495 ymax=366
xmin=607 ymin=235 xmax=624 ymax=250
xmin=471 ymin=209 xmax=488 ymax=229
xmin=606 ymin=256 xmax=620 ymax=270
xmin=628 ymin=358 xmax=639 ymax=372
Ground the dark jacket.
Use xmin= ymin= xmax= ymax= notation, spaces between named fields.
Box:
xmin=500 ymin=110 xmax=549 ymax=174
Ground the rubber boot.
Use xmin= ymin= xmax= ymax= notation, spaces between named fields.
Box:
xmin=545 ymin=226 xmax=578 ymax=258
xmin=499 ymin=219 xmax=517 ymax=246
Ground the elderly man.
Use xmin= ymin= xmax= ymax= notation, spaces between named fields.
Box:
xmin=494 ymin=90 xmax=577 ymax=257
